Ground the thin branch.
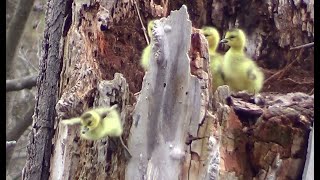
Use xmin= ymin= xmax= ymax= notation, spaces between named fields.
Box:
xmin=18 ymin=47 xmax=39 ymax=72
xmin=6 ymin=0 xmax=36 ymax=77
xmin=264 ymin=55 xmax=305 ymax=84
xmin=133 ymin=0 xmax=149 ymax=45
xmin=290 ymin=42 xmax=314 ymax=50
xmin=6 ymin=75 xmax=37 ymax=92
xmin=309 ymin=88 xmax=314 ymax=95
xmin=284 ymin=78 xmax=314 ymax=85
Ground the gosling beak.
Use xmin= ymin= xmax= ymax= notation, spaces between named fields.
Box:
xmin=220 ymin=39 xmax=228 ymax=44
xmin=81 ymin=126 xmax=89 ymax=134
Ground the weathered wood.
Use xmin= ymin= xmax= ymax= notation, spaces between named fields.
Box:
xmin=51 ymin=73 xmax=131 ymax=179
xmin=22 ymin=0 xmax=69 ymax=179
xmin=23 ymin=0 xmax=314 ymax=179
xmin=126 ymin=6 xmax=213 ymax=179
xmin=126 ymin=5 xmax=205 ymax=179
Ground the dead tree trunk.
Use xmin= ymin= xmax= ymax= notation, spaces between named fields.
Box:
xmin=126 ymin=6 xmax=209 ymax=179
xmin=22 ymin=0 xmax=69 ymax=179
xmin=22 ymin=0 xmax=313 ymax=179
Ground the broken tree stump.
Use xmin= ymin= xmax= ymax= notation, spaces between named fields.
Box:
xmin=126 ymin=5 xmax=206 ymax=180
xmin=211 ymin=86 xmax=314 ymax=180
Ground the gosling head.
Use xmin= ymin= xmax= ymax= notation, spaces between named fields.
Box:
xmin=80 ymin=112 xmax=99 ymax=134
xmin=147 ymin=20 xmax=155 ymax=38
xmin=201 ymin=26 xmax=220 ymax=53
xmin=220 ymin=28 xmax=246 ymax=50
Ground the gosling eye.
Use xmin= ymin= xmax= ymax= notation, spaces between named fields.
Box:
xmin=229 ymin=35 xmax=236 ymax=39
xmin=101 ymin=112 xmax=109 ymax=119
xmin=82 ymin=113 xmax=92 ymax=119
xmin=87 ymin=120 xmax=92 ymax=126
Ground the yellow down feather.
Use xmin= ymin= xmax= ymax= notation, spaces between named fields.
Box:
xmin=220 ymin=28 xmax=264 ymax=93
xmin=61 ymin=105 xmax=122 ymax=140
xmin=201 ymin=26 xmax=225 ymax=92
xmin=140 ymin=20 xmax=155 ymax=70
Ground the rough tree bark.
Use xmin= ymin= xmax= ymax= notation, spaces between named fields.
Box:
xmin=210 ymin=87 xmax=313 ymax=180
xmin=22 ymin=0 xmax=70 ymax=179
xmin=23 ymin=0 xmax=313 ymax=179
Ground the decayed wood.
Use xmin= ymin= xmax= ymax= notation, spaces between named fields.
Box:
xmin=126 ymin=5 xmax=207 ymax=179
xmin=23 ymin=0 xmax=313 ymax=179
xmin=50 ymin=1 xmax=138 ymax=179
xmin=211 ymin=87 xmax=314 ymax=180
xmin=51 ymin=73 xmax=131 ymax=179
xmin=22 ymin=0 xmax=69 ymax=179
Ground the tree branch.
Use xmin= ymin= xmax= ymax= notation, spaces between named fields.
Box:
xmin=6 ymin=0 xmax=36 ymax=77
xmin=290 ymin=42 xmax=314 ymax=50
xmin=134 ymin=0 xmax=149 ymax=45
xmin=6 ymin=75 xmax=37 ymax=92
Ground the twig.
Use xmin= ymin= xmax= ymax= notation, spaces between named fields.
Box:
xmin=264 ymin=56 xmax=303 ymax=84
xmin=133 ymin=0 xmax=149 ymax=45
xmin=309 ymin=88 xmax=314 ymax=95
xmin=18 ymin=48 xmax=39 ymax=72
xmin=290 ymin=42 xmax=314 ymax=50
xmin=6 ymin=75 xmax=37 ymax=92
xmin=284 ymin=78 xmax=314 ymax=85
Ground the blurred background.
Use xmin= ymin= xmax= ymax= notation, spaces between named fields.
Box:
xmin=6 ymin=0 xmax=45 ymax=179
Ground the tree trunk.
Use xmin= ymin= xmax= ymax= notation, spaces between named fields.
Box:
xmin=22 ymin=0 xmax=69 ymax=179
xmin=23 ymin=0 xmax=313 ymax=179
